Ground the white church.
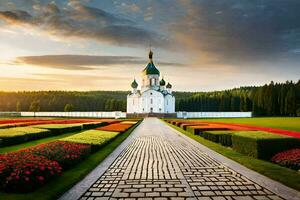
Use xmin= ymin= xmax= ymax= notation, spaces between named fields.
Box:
xmin=127 ymin=50 xmax=175 ymax=115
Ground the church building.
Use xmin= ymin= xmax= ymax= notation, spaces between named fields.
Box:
xmin=127 ymin=50 xmax=175 ymax=115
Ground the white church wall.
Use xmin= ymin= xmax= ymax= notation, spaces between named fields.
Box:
xmin=140 ymin=90 xmax=164 ymax=113
xmin=177 ymin=112 xmax=252 ymax=118
xmin=127 ymin=94 xmax=140 ymax=113
xmin=164 ymin=95 xmax=175 ymax=113
xmin=19 ymin=112 xmax=126 ymax=118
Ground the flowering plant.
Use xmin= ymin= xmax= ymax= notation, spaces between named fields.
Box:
xmin=21 ymin=141 xmax=91 ymax=169
xmin=96 ymin=123 xmax=132 ymax=132
xmin=0 ymin=152 xmax=61 ymax=192
xmin=271 ymin=148 xmax=300 ymax=170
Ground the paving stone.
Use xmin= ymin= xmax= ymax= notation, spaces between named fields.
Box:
xmin=94 ymin=198 xmax=110 ymax=200
xmin=154 ymin=188 xmax=167 ymax=192
xmin=146 ymin=192 xmax=160 ymax=197
xmin=201 ymin=191 xmax=216 ymax=196
xmin=130 ymin=192 xmax=146 ymax=197
xmin=140 ymin=188 xmax=152 ymax=192
xmin=91 ymin=192 xmax=104 ymax=196
xmin=123 ymin=188 xmax=139 ymax=192
xmin=161 ymin=192 xmax=177 ymax=197
xmin=112 ymin=192 xmax=129 ymax=198
xmin=198 ymin=186 xmax=211 ymax=190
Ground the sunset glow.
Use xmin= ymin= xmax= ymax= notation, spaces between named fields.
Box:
xmin=0 ymin=0 xmax=299 ymax=91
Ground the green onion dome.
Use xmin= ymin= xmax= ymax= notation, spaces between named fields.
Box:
xmin=160 ymin=78 xmax=166 ymax=86
xmin=131 ymin=79 xmax=138 ymax=88
xmin=142 ymin=62 xmax=160 ymax=75
xmin=142 ymin=50 xmax=160 ymax=76
xmin=166 ymin=82 xmax=172 ymax=88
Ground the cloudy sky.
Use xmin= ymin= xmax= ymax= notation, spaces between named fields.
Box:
xmin=0 ymin=0 xmax=299 ymax=91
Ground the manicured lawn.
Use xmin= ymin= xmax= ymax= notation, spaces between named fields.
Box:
xmin=196 ymin=117 xmax=300 ymax=132
xmin=0 ymin=131 xmax=80 ymax=153
xmin=0 ymin=120 xmax=140 ymax=200
xmin=166 ymin=122 xmax=300 ymax=191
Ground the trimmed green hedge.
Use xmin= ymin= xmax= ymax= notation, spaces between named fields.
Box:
xmin=82 ymin=122 xmax=108 ymax=130
xmin=0 ymin=127 xmax=51 ymax=147
xmin=186 ymin=126 xmax=200 ymax=135
xmin=33 ymin=124 xmax=83 ymax=135
xmin=186 ymin=126 xmax=228 ymax=135
xmin=232 ymin=131 xmax=300 ymax=159
xmin=180 ymin=123 xmax=205 ymax=130
xmin=60 ymin=130 xmax=119 ymax=152
xmin=202 ymin=131 xmax=233 ymax=146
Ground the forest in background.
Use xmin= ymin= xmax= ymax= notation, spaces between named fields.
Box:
xmin=0 ymin=80 xmax=299 ymax=116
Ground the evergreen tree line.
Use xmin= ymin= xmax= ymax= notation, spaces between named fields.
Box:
xmin=176 ymin=80 xmax=300 ymax=116
xmin=0 ymin=80 xmax=299 ymax=116
xmin=0 ymin=91 xmax=128 ymax=112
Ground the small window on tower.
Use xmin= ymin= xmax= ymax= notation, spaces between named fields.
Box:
xmin=150 ymin=92 xmax=152 ymax=95
xmin=151 ymin=99 xmax=153 ymax=104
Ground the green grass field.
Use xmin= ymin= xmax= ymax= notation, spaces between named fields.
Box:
xmin=165 ymin=121 xmax=300 ymax=191
xmin=194 ymin=117 xmax=300 ymax=132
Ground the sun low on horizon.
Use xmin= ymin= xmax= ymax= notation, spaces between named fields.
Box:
xmin=0 ymin=0 xmax=300 ymax=92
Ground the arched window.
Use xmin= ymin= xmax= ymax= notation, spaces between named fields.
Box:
xmin=167 ymin=99 xmax=168 ymax=105
xmin=151 ymin=78 xmax=155 ymax=86
xmin=133 ymin=99 xmax=135 ymax=105
xmin=151 ymin=98 xmax=153 ymax=104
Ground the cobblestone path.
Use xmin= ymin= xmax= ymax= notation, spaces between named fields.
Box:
xmin=80 ymin=118 xmax=284 ymax=200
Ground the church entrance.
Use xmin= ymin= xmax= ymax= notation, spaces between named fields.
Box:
xmin=150 ymin=107 xmax=153 ymax=113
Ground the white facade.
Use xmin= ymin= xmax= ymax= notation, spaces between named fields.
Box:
xmin=127 ymin=50 xmax=175 ymax=114
xmin=176 ymin=112 xmax=252 ymax=118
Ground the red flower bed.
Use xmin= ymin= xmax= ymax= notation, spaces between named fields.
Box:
xmin=172 ymin=120 xmax=300 ymax=136
xmin=0 ymin=119 xmax=48 ymax=124
xmin=0 ymin=118 xmax=110 ymax=129
xmin=107 ymin=120 xmax=122 ymax=124
xmin=20 ymin=141 xmax=91 ymax=169
xmin=271 ymin=148 xmax=300 ymax=170
xmin=208 ymin=122 xmax=300 ymax=138
xmin=96 ymin=123 xmax=132 ymax=132
xmin=0 ymin=152 xmax=61 ymax=192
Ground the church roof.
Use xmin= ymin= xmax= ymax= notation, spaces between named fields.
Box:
xmin=142 ymin=50 xmax=160 ymax=76
xmin=160 ymin=78 xmax=166 ymax=86
xmin=166 ymin=82 xmax=172 ymax=88
xmin=131 ymin=79 xmax=138 ymax=88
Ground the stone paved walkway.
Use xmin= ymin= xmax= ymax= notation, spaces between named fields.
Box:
xmin=62 ymin=118 xmax=300 ymax=200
